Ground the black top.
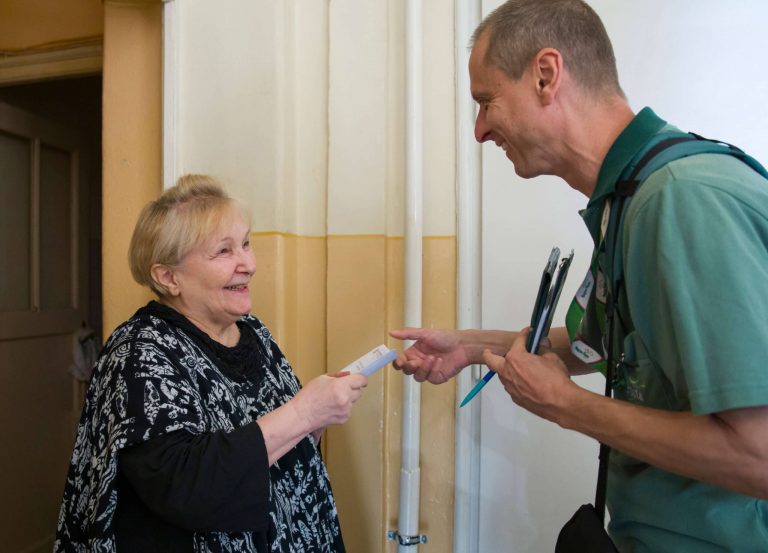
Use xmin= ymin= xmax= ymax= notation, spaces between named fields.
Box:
xmin=55 ymin=302 xmax=345 ymax=553
xmin=116 ymin=422 xmax=270 ymax=551
xmin=115 ymin=304 xmax=272 ymax=550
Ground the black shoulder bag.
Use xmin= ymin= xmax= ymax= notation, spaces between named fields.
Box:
xmin=553 ymin=132 xmax=768 ymax=553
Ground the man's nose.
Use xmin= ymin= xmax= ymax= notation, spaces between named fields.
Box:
xmin=474 ymin=108 xmax=491 ymax=143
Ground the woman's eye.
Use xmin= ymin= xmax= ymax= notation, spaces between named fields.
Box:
xmin=217 ymin=247 xmax=231 ymax=255
xmin=243 ymin=240 xmax=251 ymax=249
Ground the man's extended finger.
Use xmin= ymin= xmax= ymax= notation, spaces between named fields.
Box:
xmin=389 ymin=327 xmax=424 ymax=341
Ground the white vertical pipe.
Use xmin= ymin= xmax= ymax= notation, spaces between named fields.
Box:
xmin=398 ymin=0 xmax=423 ymax=551
xmin=454 ymin=0 xmax=482 ymax=552
xmin=162 ymin=0 xmax=179 ymax=190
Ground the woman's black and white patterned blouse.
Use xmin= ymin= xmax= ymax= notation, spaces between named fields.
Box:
xmin=54 ymin=302 xmax=345 ymax=553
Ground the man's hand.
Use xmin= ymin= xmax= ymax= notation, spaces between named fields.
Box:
xmin=482 ymin=328 xmax=574 ymax=424
xmin=389 ymin=328 xmax=472 ymax=384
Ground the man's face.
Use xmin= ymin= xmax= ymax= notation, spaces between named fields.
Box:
xmin=469 ymin=34 xmax=546 ymax=178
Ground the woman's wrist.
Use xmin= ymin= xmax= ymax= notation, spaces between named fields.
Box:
xmin=258 ymin=400 xmax=314 ymax=466
xmin=284 ymin=396 xmax=316 ymax=436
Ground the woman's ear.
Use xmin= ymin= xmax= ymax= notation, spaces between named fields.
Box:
xmin=150 ymin=264 xmax=180 ymax=297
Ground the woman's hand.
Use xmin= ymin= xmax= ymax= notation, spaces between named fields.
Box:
xmin=291 ymin=372 xmax=368 ymax=433
xmin=259 ymin=371 xmax=367 ymax=465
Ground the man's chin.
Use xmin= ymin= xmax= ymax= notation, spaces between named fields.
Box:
xmin=510 ymin=159 xmax=535 ymax=179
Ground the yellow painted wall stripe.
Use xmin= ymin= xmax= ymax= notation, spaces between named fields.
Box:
xmin=251 ymin=231 xmax=456 ymax=240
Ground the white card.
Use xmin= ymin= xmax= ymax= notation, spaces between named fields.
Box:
xmin=341 ymin=344 xmax=398 ymax=376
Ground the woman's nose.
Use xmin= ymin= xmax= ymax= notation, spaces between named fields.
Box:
xmin=239 ymin=248 xmax=257 ymax=274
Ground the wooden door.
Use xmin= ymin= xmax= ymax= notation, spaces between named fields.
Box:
xmin=0 ymin=100 xmax=91 ymax=553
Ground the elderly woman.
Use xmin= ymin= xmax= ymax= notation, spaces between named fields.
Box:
xmin=55 ymin=175 xmax=366 ymax=552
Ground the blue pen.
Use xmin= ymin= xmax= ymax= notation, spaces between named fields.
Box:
xmin=459 ymin=370 xmax=495 ymax=407
xmin=459 ymin=247 xmax=571 ymax=408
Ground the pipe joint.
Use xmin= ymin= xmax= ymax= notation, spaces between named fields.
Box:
xmin=387 ymin=531 xmax=428 ymax=546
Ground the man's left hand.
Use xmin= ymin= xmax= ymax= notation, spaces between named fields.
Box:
xmin=482 ymin=328 xmax=574 ymax=424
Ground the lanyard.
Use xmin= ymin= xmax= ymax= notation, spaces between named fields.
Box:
xmin=564 ymin=199 xmax=613 ymax=374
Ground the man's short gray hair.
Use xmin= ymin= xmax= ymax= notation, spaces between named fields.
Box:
xmin=473 ymin=0 xmax=624 ymax=97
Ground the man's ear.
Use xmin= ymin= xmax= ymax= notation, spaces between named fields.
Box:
xmin=150 ymin=264 xmax=180 ymax=297
xmin=533 ymin=47 xmax=563 ymax=105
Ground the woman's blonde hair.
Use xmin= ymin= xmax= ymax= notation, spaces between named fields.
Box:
xmin=128 ymin=174 xmax=250 ymax=296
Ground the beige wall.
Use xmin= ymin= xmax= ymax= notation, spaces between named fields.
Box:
xmin=102 ymin=0 xmax=161 ymax=337
xmin=3 ymin=0 xmax=457 ymax=549
xmin=251 ymin=233 xmax=457 ymax=553
xmin=0 ymin=0 xmax=103 ymax=50
xmin=171 ymin=1 xmax=458 ymax=551
xmin=99 ymin=2 xmax=459 ymax=552
xmin=249 ymin=232 xmax=328 ymax=384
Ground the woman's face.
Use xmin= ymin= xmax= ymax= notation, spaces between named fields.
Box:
xmin=169 ymin=214 xmax=256 ymax=336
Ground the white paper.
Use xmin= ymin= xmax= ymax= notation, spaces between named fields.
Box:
xmin=341 ymin=344 xmax=397 ymax=376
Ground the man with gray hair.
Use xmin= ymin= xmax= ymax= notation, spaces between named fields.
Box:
xmin=391 ymin=0 xmax=768 ymax=550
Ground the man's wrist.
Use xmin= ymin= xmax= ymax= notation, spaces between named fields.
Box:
xmin=552 ymin=381 xmax=593 ymax=431
xmin=459 ymin=329 xmax=516 ymax=365
xmin=455 ymin=329 xmax=483 ymax=365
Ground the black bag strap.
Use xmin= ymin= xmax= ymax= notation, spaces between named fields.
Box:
xmin=592 ymin=138 xmax=693 ymax=519
xmin=592 ymin=131 xmax=767 ymax=522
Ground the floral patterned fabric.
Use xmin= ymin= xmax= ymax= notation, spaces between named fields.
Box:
xmin=54 ymin=302 xmax=344 ymax=553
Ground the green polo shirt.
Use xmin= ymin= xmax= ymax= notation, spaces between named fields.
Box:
xmin=577 ymin=107 xmax=768 ymax=552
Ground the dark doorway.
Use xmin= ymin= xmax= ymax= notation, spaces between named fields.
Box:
xmin=0 ymin=74 xmax=102 ymax=553
xmin=0 ymin=75 xmax=102 ymax=338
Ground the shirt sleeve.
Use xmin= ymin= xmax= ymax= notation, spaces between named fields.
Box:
xmin=624 ymin=159 xmax=768 ymax=414
xmin=118 ymin=421 xmax=270 ymax=533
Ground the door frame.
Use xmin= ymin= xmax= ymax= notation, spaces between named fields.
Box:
xmin=0 ymin=40 xmax=102 ymax=87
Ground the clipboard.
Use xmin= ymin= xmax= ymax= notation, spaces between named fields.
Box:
xmin=526 ymin=247 xmax=574 ymax=354
xmin=459 ymin=246 xmax=574 ymax=407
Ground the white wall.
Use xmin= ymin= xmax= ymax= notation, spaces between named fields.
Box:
xmin=173 ymin=0 xmax=456 ymax=239
xmin=478 ymin=1 xmax=768 ymax=552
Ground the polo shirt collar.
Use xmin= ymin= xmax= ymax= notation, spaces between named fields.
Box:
xmin=581 ymin=107 xmax=667 ymax=241
xmin=589 ymin=107 xmax=668 ymax=205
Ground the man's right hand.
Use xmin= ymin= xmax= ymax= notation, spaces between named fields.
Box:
xmin=388 ymin=328 xmax=472 ymax=384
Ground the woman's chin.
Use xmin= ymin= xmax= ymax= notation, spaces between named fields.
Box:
xmin=222 ymin=302 xmax=252 ymax=322
xmin=223 ymin=290 xmax=252 ymax=312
